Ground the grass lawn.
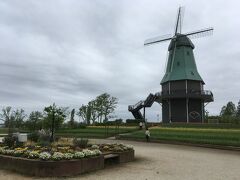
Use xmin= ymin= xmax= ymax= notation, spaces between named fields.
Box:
xmin=160 ymin=123 xmax=240 ymax=129
xmin=0 ymin=128 xmax=8 ymax=134
xmin=120 ymin=126 xmax=240 ymax=147
xmin=56 ymin=126 xmax=138 ymax=138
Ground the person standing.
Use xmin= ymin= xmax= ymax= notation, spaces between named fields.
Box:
xmin=145 ymin=128 xmax=150 ymax=142
xmin=139 ymin=122 xmax=143 ymax=130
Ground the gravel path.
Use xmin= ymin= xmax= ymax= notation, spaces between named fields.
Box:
xmin=0 ymin=139 xmax=240 ymax=180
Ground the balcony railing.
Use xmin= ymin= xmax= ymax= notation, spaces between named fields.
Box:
xmin=156 ymin=90 xmax=213 ymax=102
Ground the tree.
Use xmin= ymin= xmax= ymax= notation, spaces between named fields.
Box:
xmin=43 ymin=103 xmax=68 ymax=141
xmin=88 ymin=100 xmax=98 ymax=124
xmin=13 ymin=109 xmax=26 ymax=128
xmin=25 ymin=111 xmax=43 ymax=131
xmin=220 ymin=102 xmax=236 ymax=117
xmin=95 ymin=93 xmax=118 ymax=123
xmin=69 ymin=109 xmax=75 ymax=128
xmin=0 ymin=107 xmax=26 ymax=133
xmin=236 ymin=100 xmax=240 ymax=118
xmin=77 ymin=104 xmax=91 ymax=125
xmin=101 ymin=93 xmax=118 ymax=122
xmin=77 ymin=93 xmax=118 ymax=125
xmin=0 ymin=107 xmax=15 ymax=134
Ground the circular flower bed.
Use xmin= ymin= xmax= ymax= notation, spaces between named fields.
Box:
xmin=0 ymin=141 xmax=134 ymax=161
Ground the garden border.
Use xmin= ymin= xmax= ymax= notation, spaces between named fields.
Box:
xmin=0 ymin=150 xmax=134 ymax=177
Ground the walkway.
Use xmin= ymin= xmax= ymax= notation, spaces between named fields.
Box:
xmin=0 ymin=139 xmax=240 ymax=180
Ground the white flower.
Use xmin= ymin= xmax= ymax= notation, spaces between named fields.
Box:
xmin=52 ymin=152 xmax=64 ymax=161
xmin=74 ymin=151 xmax=85 ymax=159
xmin=28 ymin=151 xmax=39 ymax=159
xmin=91 ymin=144 xmax=99 ymax=149
xmin=13 ymin=150 xmax=24 ymax=156
xmin=4 ymin=149 xmax=14 ymax=155
xmin=93 ymin=149 xmax=102 ymax=155
xmin=39 ymin=152 xmax=51 ymax=160
xmin=0 ymin=147 xmax=4 ymax=154
xmin=125 ymin=144 xmax=134 ymax=150
xmin=82 ymin=149 xmax=94 ymax=157
xmin=63 ymin=153 xmax=74 ymax=160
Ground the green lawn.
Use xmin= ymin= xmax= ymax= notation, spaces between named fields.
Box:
xmin=120 ymin=127 xmax=240 ymax=147
xmin=56 ymin=126 xmax=138 ymax=138
xmin=0 ymin=128 xmax=8 ymax=134
xmin=160 ymin=123 xmax=240 ymax=129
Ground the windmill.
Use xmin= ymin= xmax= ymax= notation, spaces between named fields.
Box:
xmin=128 ymin=7 xmax=214 ymax=123
xmin=144 ymin=7 xmax=213 ymax=46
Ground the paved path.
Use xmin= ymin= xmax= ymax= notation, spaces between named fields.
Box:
xmin=0 ymin=139 xmax=240 ymax=180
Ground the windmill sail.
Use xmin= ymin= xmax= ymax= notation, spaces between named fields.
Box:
xmin=144 ymin=34 xmax=172 ymax=45
xmin=185 ymin=27 xmax=213 ymax=39
xmin=144 ymin=7 xmax=213 ymax=46
xmin=174 ymin=6 xmax=184 ymax=35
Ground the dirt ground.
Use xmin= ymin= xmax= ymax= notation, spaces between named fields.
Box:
xmin=0 ymin=139 xmax=240 ymax=180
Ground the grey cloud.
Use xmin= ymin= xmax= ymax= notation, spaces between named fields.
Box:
xmin=0 ymin=0 xmax=239 ymax=121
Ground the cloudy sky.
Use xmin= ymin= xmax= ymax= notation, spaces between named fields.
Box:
xmin=0 ymin=0 xmax=239 ymax=122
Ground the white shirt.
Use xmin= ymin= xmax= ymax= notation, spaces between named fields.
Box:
xmin=145 ymin=130 xmax=150 ymax=136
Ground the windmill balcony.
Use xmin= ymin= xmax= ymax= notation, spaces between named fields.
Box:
xmin=156 ymin=90 xmax=214 ymax=102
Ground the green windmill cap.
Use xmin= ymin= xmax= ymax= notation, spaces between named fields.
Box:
xmin=161 ymin=35 xmax=204 ymax=84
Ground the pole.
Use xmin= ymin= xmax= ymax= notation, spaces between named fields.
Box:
xmin=51 ymin=110 xmax=55 ymax=142
xmin=143 ymin=107 xmax=147 ymax=129
xmin=186 ymin=98 xmax=189 ymax=123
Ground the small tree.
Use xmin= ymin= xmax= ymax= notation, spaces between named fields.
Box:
xmin=0 ymin=107 xmax=26 ymax=133
xmin=77 ymin=105 xmax=91 ymax=125
xmin=0 ymin=107 xmax=14 ymax=134
xmin=236 ymin=100 xmax=240 ymax=118
xmin=220 ymin=102 xmax=236 ymax=117
xmin=95 ymin=93 xmax=118 ymax=123
xmin=88 ymin=100 xmax=98 ymax=124
xmin=69 ymin=109 xmax=75 ymax=128
xmin=25 ymin=111 xmax=43 ymax=131
xmin=43 ymin=103 xmax=68 ymax=142
xmin=13 ymin=109 xmax=26 ymax=129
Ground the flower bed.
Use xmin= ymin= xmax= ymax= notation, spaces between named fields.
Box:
xmin=0 ymin=146 xmax=102 ymax=161
xmin=0 ymin=142 xmax=134 ymax=177
xmin=0 ymin=154 xmax=104 ymax=176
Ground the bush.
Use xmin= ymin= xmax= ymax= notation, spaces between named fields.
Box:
xmin=125 ymin=119 xmax=143 ymax=125
xmin=3 ymin=135 xmax=17 ymax=148
xmin=37 ymin=140 xmax=51 ymax=147
xmin=39 ymin=133 xmax=51 ymax=142
xmin=78 ymin=123 xmax=87 ymax=129
xmin=28 ymin=132 xmax=40 ymax=142
xmin=73 ymin=138 xmax=88 ymax=148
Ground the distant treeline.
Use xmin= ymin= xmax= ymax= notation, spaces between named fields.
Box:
xmin=0 ymin=93 xmax=118 ymax=132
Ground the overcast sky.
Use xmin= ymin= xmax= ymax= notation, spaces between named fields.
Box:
xmin=0 ymin=0 xmax=239 ymax=122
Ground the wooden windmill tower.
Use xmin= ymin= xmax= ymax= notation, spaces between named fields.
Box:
xmin=144 ymin=7 xmax=214 ymax=123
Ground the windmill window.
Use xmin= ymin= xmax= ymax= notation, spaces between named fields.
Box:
xmin=177 ymin=62 xmax=180 ymax=66
xmin=187 ymin=51 xmax=190 ymax=55
xmin=191 ymin=71 xmax=194 ymax=75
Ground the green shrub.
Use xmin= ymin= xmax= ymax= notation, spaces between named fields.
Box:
xmin=39 ymin=134 xmax=51 ymax=142
xmin=37 ymin=140 xmax=51 ymax=147
xmin=78 ymin=123 xmax=87 ymax=129
xmin=73 ymin=138 xmax=88 ymax=148
xmin=3 ymin=135 xmax=17 ymax=147
xmin=28 ymin=132 xmax=40 ymax=142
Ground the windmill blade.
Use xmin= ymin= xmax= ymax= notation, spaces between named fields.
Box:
xmin=144 ymin=34 xmax=172 ymax=46
xmin=174 ymin=6 xmax=185 ymax=35
xmin=185 ymin=27 xmax=213 ymax=39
